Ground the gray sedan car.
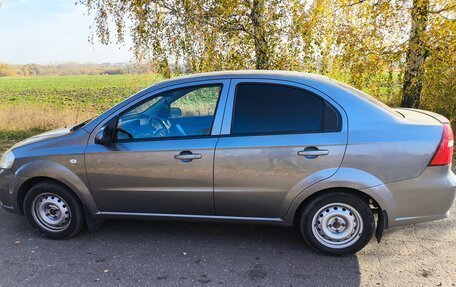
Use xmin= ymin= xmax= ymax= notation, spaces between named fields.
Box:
xmin=1 ymin=71 xmax=455 ymax=255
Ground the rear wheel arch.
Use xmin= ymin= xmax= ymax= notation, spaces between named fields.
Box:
xmin=297 ymin=190 xmax=376 ymax=254
xmin=292 ymin=187 xmax=383 ymax=227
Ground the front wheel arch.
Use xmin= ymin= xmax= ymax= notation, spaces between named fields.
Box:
xmin=17 ymin=177 xmax=81 ymax=215
xmin=13 ymin=160 xmax=100 ymax=215
xmin=23 ymin=180 xmax=85 ymax=239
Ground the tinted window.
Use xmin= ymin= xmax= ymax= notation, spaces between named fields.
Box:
xmin=231 ymin=84 xmax=327 ymax=135
xmin=117 ymin=85 xmax=221 ymax=140
xmin=323 ymin=102 xmax=341 ymax=132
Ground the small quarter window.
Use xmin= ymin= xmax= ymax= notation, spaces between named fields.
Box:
xmin=323 ymin=102 xmax=341 ymax=132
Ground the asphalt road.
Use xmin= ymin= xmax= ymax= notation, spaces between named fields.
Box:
xmin=0 ymin=201 xmax=455 ymax=287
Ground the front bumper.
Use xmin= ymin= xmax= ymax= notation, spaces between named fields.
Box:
xmin=0 ymin=168 xmax=16 ymax=213
xmin=362 ymin=165 xmax=456 ymax=227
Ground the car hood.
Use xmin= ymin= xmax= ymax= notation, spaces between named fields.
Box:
xmin=11 ymin=127 xmax=74 ymax=150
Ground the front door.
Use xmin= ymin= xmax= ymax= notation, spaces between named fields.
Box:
xmin=214 ymin=80 xmax=348 ymax=218
xmin=85 ymin=80 xmax=229 ymax=215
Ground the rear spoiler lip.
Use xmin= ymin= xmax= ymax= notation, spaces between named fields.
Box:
xmin=395 ymin=108 xmax=450 ymax=124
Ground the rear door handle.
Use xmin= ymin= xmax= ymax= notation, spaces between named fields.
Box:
xmin=174 ymin=154 xmax=202 ymax=160
xmin=174 ymin=151 xmax=202 ymax=162
xmin=297 ymin=149 xmax=329 ymax=157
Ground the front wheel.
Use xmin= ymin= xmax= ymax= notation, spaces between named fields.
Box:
xmin=299 ymin=192 xmax=374 ymax=255
xmin=24 ymin=181 xmax=84 ymax=239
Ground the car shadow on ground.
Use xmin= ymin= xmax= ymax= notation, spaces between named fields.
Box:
xmin=0 ymin=209 xmax=361 ymax=286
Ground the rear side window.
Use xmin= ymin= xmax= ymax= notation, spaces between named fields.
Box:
xmin=231 ymin=83 xmax=340 ymax=135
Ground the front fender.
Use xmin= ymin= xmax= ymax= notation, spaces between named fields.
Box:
xmin=282 ymin=167 xmax=389 ymax=225
xmin=11 ymin=160 xmax=99 ymax=215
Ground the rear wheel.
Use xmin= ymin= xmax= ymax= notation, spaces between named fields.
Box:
xmin=299 ymin=192 xmax=374 ymax=255
xmin=24 ymin=181 xmax=84 ymax=239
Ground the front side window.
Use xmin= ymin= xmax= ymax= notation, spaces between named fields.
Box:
xmin=117 ymin=85 xmax=221 ymax=140
xmin=231 ymin=83 xmax=338 ymax=135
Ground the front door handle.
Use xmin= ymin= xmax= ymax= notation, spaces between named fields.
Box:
xmin=298 ymin=148 xmax=329 ymax=158
xmin=174 ymin=151 xmax=202 ymax=162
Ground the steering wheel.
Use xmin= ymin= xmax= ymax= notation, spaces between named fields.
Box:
xmin=149 ymin=116 xmax=169 ymax=137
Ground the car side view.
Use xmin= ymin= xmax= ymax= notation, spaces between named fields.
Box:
xmin=0 ymin=71 xmax=455 ymax=255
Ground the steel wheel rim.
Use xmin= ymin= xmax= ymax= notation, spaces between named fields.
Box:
xmin=31 ymin=193 xmax=72 ymax=232
xmin=311 ymin=203 xmax=363 ymax=249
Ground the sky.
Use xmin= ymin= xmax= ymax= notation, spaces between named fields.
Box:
xmin=0 ymin=0 xmax=132 ymax=64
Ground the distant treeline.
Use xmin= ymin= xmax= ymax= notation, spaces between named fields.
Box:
xmin=0 ymin=62 xmax=156 ymax=77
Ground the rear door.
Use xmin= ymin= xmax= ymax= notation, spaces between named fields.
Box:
xmin=214 ymin=79 xmax=348 ymax=218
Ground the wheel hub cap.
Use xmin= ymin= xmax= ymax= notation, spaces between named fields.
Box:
xmin=312 ymin=203 xmax=364 ymax=249
xmin=327 ymin=216 xmax=346 ymax=232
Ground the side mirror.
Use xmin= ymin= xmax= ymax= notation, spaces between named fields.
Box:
xmin=94 ymin=126 xmax=113 ymax=145
xmin=170 ymin=107 xmax=182 ymax=118
xmin=94 ymin=115 xmax=119 ymax=145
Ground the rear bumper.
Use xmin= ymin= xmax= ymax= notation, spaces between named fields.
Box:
xmin=362 ymin=165 xmax=456 ymax=227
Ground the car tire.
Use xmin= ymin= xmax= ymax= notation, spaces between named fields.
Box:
xmin=24 ymin=181 xmax=84 ymax=239
xmin=299 ymin=192 xmax=374 ymax=255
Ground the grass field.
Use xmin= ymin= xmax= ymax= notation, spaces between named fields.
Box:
xmin=0 ymin=74 xmax=162 ymax=132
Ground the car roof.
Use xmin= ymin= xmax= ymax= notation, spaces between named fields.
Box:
xmin=151 ymin=70 xmax=336 ymax=90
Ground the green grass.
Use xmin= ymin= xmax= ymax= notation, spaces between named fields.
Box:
xmin=0 ymin=74 xmax=163 ymax=150
xmin=0 ymin=74 xmax=163 ymax=132
xmin=0 ymin=74 xmax=162 ymax=112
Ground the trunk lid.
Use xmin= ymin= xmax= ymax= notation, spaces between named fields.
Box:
xmin=395 ymin=108 xmax=450 ymax=124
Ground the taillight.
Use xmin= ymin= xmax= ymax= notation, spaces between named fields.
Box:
xmin=429 ymin=124 xmax=454 ymax=166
